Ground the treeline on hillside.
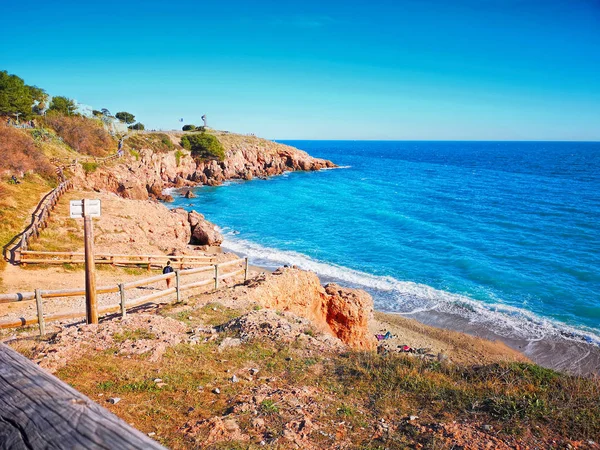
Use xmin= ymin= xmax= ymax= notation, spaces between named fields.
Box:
xmin=0 ymin=69 xmax=144 ymax=134
xmin=0 ymin=70 xmax=153 ymax=178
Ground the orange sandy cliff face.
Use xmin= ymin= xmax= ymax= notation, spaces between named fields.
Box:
xmin=245 ymin=267 xmax=376 ymax=350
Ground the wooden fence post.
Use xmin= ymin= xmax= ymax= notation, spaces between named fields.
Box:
xmin=214 ymin=264 xmax=219 ymax=290
xmin=244 ymin=257 xmax=249 ymax=281
xmin=119 ymin=284 xmax=126 ymax=319
xmin=35 ymin=289 xmax=45 ymax=336
xmin=175 ymin=270 xmax=181 ymax=303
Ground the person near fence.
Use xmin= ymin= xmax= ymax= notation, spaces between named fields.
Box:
xmin=163 ymin=261 xmax=174 ymax=288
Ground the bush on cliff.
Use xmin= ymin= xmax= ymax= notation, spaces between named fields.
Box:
xmin=182 ymin=124 xmax=196 ymax=131
xmin=44 ymin=114 xmax=115 ymax=157
xmin=180 ymin=133 xmax=225 ymax=161
xmin=128 ymin=122 xmax=145 ymax=130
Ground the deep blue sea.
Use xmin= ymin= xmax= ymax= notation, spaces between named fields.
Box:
xmin=170 ymin=141 xmax=600 ymax=368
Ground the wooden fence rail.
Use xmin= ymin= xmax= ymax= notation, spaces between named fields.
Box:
xmin=0 ymin=257 xmax=249 ymax=333
xmin=20 ymin=250 xmax=218 ymax=268
xmin=19 ymin=179 xmax=72 ymax=254
xmin=2 ymin=179 xmax=73 ymax=264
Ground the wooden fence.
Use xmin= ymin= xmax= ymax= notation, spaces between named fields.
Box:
xmin=0 ymin=257 xmax=249 ymax=334
xmin=93 ymin=153 xmax=120 ymax=163
xmin=2 ymin=179 xmax=72 ymax=264
xmin=20 ymin=250 xmax=218 ymax=268
xmin=19 ymin=180 xmax=72 ymax=254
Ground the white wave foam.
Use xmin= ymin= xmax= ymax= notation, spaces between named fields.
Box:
xmin=223 ymin=235 xmax=600 ymax=346
xmin=320 ymin=165 xmax=352 ymax=171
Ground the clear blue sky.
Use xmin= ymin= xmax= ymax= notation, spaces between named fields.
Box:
xmin=2 ymin=0 xmax=599 ymax=140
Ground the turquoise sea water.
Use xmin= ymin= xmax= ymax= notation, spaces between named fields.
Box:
xmin=170 ymin=141 xmax=600 ymax=363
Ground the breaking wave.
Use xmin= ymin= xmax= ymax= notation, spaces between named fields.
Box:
xmin=222 ymin=234 xmax=600 ymax=348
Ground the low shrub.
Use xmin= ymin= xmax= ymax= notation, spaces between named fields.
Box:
xmin=180 ymin=133 xmax=225 ymax=161
xmin=182 ymin=124 xmax=196 ymax=131
xmin=81 ymin=161 xmax=98 ymax=174
xmin=160 ymin=135 xmax=173 ymax=150
xmin=174 ymin=150 xmax=183 ymax=166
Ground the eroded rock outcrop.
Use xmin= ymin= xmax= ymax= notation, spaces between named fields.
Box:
xmin=244 ymin=267 xmax=376 ymax=350
xmin=187 ymin=210 xmax=223 ymax=246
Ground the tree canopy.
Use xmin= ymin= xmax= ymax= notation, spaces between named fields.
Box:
xmin=0 ymin=70 xmax=47 ymax=118
xmin=116 ymin=111 xmax=136 ymax=124
xmin=48 ymin=96 xmax=77 ymax=116
xmin=128 ymin=122 xmax=145 ymax=130
xmin=180 ymin=133 xmax=225 ymax=161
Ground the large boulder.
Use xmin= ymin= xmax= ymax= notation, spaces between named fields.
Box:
xmin=188 ymin=210 xmax=223 ymax=246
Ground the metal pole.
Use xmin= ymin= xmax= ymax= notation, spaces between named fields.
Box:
xmin=244 ymin=257 xmax=249 ymax=281
xmin=35 ymin=289 xmax=45 ymax=336
xmin=119 ymin=283 xmax=126 ymax=319
xmin=175 ymin=270 xmax=181 ymax=303
xmin=83 ymin=200 xmax=98 ymax=324
xmin=214 ymin=264 xmax=219 ymax=290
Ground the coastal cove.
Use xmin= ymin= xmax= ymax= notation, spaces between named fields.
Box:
xmin=169 ymin=140 xmax=600 ymax=375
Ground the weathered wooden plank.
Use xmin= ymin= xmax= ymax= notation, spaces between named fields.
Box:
xmin=0 ymin=343 xmax=166 ymax=449
xmin=0 ymin=293 xmax=35 ymax=303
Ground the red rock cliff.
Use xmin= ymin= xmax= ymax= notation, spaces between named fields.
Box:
xmin=73 ymin=131 xmax=335 ymax=201
xmin=244 ymin=268 xmax=376 ymax=351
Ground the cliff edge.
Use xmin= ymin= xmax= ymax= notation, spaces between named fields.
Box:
xmin=73 ymin=131 xmax=335 ymax=201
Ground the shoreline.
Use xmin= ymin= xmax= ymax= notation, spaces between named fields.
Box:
xmin=217 ymin=238 xmax=600 ymax=376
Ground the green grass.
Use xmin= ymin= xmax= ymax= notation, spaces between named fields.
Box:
xmin=81 ymin=161 xmax=99 ymax=173
xmin=174 ymin=150 xmax=183 ymax=166
xmin=260 ymin=399 xmax=280 ymax=414
xmin=113 ymin=328 xmax=157 ymax=343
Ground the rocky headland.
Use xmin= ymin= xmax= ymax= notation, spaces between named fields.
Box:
xmin=73 ymin=131 xmax=335 ymax=202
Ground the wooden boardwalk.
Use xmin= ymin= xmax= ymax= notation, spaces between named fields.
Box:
xmin=0 ymin=343 xmax=165 ymax=449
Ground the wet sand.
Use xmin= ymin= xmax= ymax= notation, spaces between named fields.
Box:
xmin=405 ymin=309 xmax=600 ymax=376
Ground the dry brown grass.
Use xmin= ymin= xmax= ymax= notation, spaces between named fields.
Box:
xmin=0 ymin=123 xmax=55 ymax=178
xmin=0 ymin=175 xmax=54 ymax=287
xmin=124 ymin=133 xmax=179 ymax=153
xmin=44 ymin=114 xmax=116 ymax=157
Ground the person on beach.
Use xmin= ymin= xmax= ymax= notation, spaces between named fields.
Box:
xmin=163 ymin=261 xmax=174 ymax=288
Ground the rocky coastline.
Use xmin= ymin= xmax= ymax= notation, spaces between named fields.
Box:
xmin=73 ymin=131 xmax=336 ymax=203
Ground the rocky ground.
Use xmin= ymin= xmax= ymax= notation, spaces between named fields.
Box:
xmin=5 ymin=268 xmax=598 ymax=449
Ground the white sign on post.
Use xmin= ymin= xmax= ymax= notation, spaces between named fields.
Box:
xmin=70 ymin=199 xmax=101 ymax=218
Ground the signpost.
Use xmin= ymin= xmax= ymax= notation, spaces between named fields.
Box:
xmin=70 ymin=199 xmax=101 ymax=324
